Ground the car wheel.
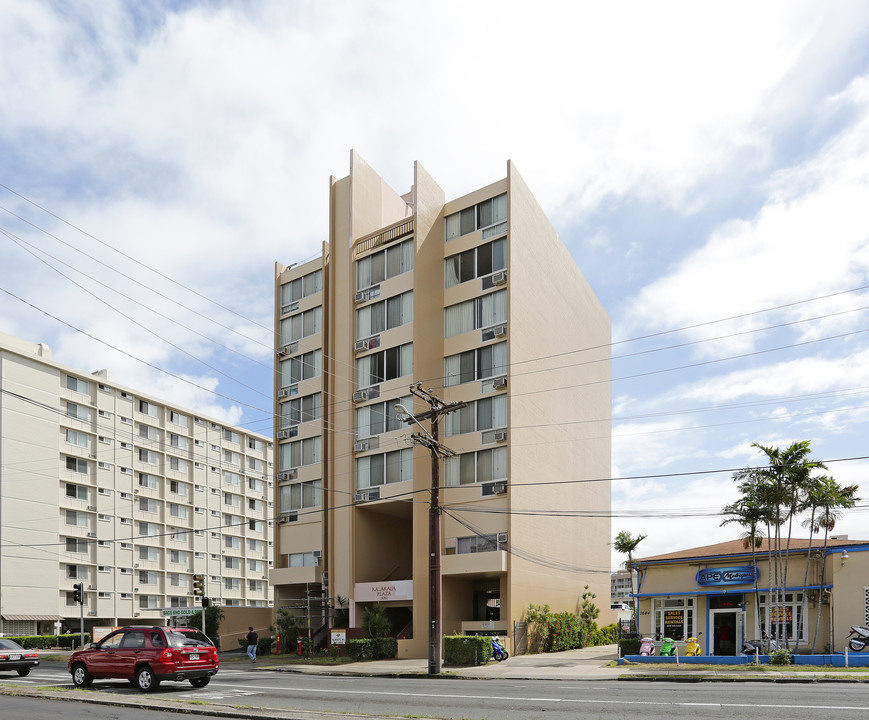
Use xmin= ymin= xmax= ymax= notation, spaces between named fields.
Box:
xmin=71 ymin=663 xmax=93 ymax=688
xmin=189 ymin=677 xmax=210 ymax=688
xmin=17 ymin=669 xmax=30 ymax=677
xmin=135 ymin=666 xmax=160 ymax=692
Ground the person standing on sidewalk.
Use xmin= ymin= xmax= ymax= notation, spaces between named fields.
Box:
xmin=246 ymin=627 xmax=258 ymax=663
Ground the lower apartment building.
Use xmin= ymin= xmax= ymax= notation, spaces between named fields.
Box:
xmin=0 ymin=332 xmax=274 ymax=637
xmin=270 ymin=152 xmax=612 ymax=657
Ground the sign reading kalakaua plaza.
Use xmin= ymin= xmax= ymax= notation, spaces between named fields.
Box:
xmin=354 ymin=580 xmax=413 ymax=602
xmin=696 ymin=566 xmax=759 ymax=587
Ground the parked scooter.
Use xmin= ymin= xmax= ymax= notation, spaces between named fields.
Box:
xmin=685 ymin=632 xmax=702 ymax=657
xmin=639 ymin=636 xmax=656 ymax=656
xmin=659 ymin=635 xmax=677 ymax=657
xmin=742 ymin=632 xmax=779 ymax=655
xmin=846 ymin=625 xmax=869 ymax=652
xmin=491 ymin=638 xmax=509 ymax=661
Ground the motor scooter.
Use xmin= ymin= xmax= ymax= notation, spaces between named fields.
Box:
xmin=491 ymin=637 xmax=509 ymax=661
xmin=639 ymin=636 xmax=656 ymax=656
xmin=685 ymin=632 xmax=702 ymax=656
xmin=742 ymin=632 xmax=778 ymax=655
xmin=846 ymin=625 xmax=869 ymax=652
xmin=659 ymin=635 xmax=677 ymax=656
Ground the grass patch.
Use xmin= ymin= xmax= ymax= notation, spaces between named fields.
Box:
xmin=227 ymin=653 xmax=356 ymax=666
xmin=613 ymin=660 xmax=869 ymax=673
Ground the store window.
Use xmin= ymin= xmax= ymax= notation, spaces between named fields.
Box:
xmin=652 ymin=597 xmax=694 ymax=641
xmin=759 ymin=593 xmax=805 ymax=642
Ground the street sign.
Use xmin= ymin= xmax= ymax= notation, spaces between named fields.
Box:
xmin=161 ymin=607 xmax=197 ymax=617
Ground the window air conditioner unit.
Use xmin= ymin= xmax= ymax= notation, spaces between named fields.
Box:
xmin=493 ymin=430 xmax=508 ymax=442
xmin=492 ymin=376 xmax=507 ymax=390
xmin=276 ymin=427 xmax=298 ymax=440
xmin=491 ymin=270 xmax=507 ymax=285
xmin=312 ymin=550 xmax=322 ymax=558
xmin=277 ymin=342 xmax=299 ymax=357
xmin=355 ymin=289 xmax=369 ymax=304
xmin=353 ymin=389 xmax=370 ymax=403
xmin=493 ymin=324 xmax=507 ymax=338
xmin=87 ymin=532 xmax=97 ymax=538
xmin=355 ymin=487 xmax=381 ymax=503
xmin=481 ymin=481 xmax=508 ymax=497
xmin=497 ymin=532 xmax=508 ymax=545
xmin=87 ymin=505 xmax=97 ymax=511
xmin=278 ymin=512 xmax=298 ymax=524
xmin=88 ymin=585 xmax=97 ymax=590
xmin=278 ymin=387 xmax=290 ymax=398
xmin=354 ymin=338 xmax=371 ymax=353
xmin=354 ymin=439 xmax=369 ymax=453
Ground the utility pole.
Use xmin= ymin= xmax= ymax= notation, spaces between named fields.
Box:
xmin=396 ymin=383 xmax=466 ymax=676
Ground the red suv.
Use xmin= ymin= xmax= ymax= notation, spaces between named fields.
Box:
xmin=68 ymin=626 xmax=219 ymax=691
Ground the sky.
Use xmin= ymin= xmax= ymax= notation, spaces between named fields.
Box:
xmin=3 ymin=0 xmax=869 ymax=569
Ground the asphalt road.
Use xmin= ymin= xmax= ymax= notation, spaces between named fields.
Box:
xmin=3 ymin=661 xmax=869 ymax=720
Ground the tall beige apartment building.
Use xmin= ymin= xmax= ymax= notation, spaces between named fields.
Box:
xmin=271 ymin=153 xmax=611 ymax=657
xmin=0 ymin=332 xmax=273 ymax=637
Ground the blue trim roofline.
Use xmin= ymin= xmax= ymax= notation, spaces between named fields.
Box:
xmin=635 ymin=584 xmax=832 ymax=598
xmin=638 ymin=543 xmax=869 ymax=567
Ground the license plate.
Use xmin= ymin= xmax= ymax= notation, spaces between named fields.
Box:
xmin=9 ymin=654 xmax=21 ymax=661
xmin=188 ymin=653 xmax=199 ymax=661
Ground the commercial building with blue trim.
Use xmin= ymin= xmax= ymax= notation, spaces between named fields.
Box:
xmin=633 ymin=536 xmax=869 ymax=655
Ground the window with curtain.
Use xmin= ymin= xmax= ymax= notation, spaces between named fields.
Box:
xmin=356 ymin=343 xmax=413 ymax=387
xmin=279 ymin=479 xmax=323 ymax=512
xmin=445 ymin=290 xmax=506 ymax=337
xmin=444 ymin=343 xmax=507 ymax=386
xmin=355 ymin=395 xmax=413 ymax=438
xmin=444 ymin=396 xmax=508 ymax=436
xmin=280 ymin=269 xmax=322 ymax=307
xmin=445 ymin=193 xmax=507 ymax=241
xmin=280 ymin=350 xmax=322 ymax=387
xmin=280 ymin=393 xmax=322 ymax=428
xmin=356 ymin=291 xmax=413 ymax=338
xmin=280 ymin=306 xmax=322 ymax=344
xmin=355 ymin=448 xmax=413 ymax=488
xmin=444 ymin=238 xmax=507 ymax=288
xmin=445 ymin=447 xmax=507 ymax=486
xmin=280 ymin=436 xmax=322 ymax=470
xmin=356 ymin=239 xmax=414 ymax=290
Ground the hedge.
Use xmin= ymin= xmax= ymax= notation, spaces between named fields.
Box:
xmin=8 ymin=634 xmax=91 ymax=650
xmin=346 ymin=638 xmax=397 ymax=661
xmin=443 ymin=635 xmax=493 ymax=666
xmin=618 ymin=637 xmax=641 ymax=656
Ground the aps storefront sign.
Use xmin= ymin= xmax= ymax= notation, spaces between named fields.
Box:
xmin=696 ymin=566 xmax=759 ymax=587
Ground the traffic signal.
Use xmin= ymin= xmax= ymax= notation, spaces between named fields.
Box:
xmin=192 ymin=574 xmax=205 ymax=597
xmin=201 ymin=597 xmax=211 ymax=608
xmin=72 ymin=582 xmax=84 ymax=604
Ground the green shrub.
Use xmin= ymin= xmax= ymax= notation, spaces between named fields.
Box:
xmin=443 ymin=635 xmax=493 ymax=666
xmin=547 ymin=612 xmax=585 ymax=652
xmin=8 ymin=634 xmax=91 ymax=650
xmin=594 ymin=623 xmax=621 ymax=645
xmin=769 ymin=648 xmax=793 ymax=665
xmin=618 ymin=637 xmax=641 ymax=656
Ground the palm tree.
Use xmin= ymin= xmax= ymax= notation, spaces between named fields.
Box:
xmin=810 ymin=477 xmax=859 ymax=653
xmin=611 ymin=530 xmax=647 ymax=635
xmin=795 ymin=475 xmax=826 ymax=653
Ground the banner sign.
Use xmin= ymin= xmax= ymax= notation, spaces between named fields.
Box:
xmin=354 ymin=580 xmax=413 ymax=602
xmin=161 ymin=607 xmax=197 ymax=617
xmin=696 ymin=566 xmax=758 ymax=587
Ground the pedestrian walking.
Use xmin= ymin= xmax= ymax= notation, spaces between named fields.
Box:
xmin=246 ymin=626 xmax=258 ymax=663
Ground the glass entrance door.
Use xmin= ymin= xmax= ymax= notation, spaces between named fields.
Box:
xmin=711 ymin=610 xmax=738 ymax=655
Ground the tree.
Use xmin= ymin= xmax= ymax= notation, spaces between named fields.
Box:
xmin=809 ymin=477 xmax=859 ymax=653
xmin=611 ymin=530 xmax=647 ymax=635
xmin=186 ymin=605 xmax=224 ymax=643
xmin=361 ymin=603 xmax=391 ymax=638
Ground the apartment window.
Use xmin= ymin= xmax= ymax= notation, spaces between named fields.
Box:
xmin=248 ymin=437 xmax=264 ymax=451
xmin=444 ymin=237 xmax=507 ymax=288
xmin=120 ymin=441 xmax=132 ymax=450
xmin=120 ymin=542 xmax=132 ymax=549
xmin=139 ymin=547 xmax=159 ymax=562
xmin=279 ymin=479 xmax=323 ymax=512
xmin=66 ymin=564 xmax=85 ymax=579
xmin=452 ymin=533 xmax=507 ymax=554
xmin=138 ymin=473 xmax=158 ymax=490
xmin=280 ymin=350 xmax=322 ymax=387
xmin=280 ymin=393 xmax=322 ymax=428
xmin=445 ymin=289 xmax=507 ymax=337
xmin=138 ymin=423 xmax=159 ymax=441
xmin=98 ymin=435 xmax=111 ymax=445
xmin=356 ymin=238 xmax=414 ymax=290
xmin=223 ymin=449 xmax=240 ymax=466
xmin=225 ymin=535 xmax=241 ymax=550
xmin=221 ymin=428 xmax=238 ymax=444
xmin=355 ymin=395 xmax=412 ymax=438
xmin=249 ymin=539 xmax=264 ymax=553
xmin=444 ymin=342 xmax=507 ymax=387
xmin=279 ymin=436 xmax=322 ymax=470
xmin=97 ymin=461 xmax=112 ymax=470
xmin=169 ymin=597 xmax=188 ymax=608
xmin=98 ymin=565 xmax=110 ymax=572
xmin=120 ymin=492 xmax=132 ymax=500
xmin=223 ymin=471 xmax=241 ymax=486
xmin=248 ymin=498 xmax=262 ymax=512
xmin=65 ymin=375 xmax=90 ymax=394
xmin=249 ymin=519 xmax=263 ymax=531
xmin=169 ymin=433 xmax=188 ymax=450
xmin=137 ymin=521 xmax=160 ymax=537
xmin=445 ymin=446 xmax=507 ymax=486
xmin=168 ymin=572 xmax=185 ymax=587
xmin=65 ymin=510 xmax=89 ymax=527
xmin=139 ymin=595 xmax=160 ymax=609
xmin=65 ymin=429 xmax=89 ymax=449
xmin=169 ymin=457 xmax=188 ymax=473
xmin=138 ymin=449 xmax=159 ymax=465
xmin=248 ymin=477 xmax=264 ymax=493
xmin=224 ymin=557 xmax=241 ymax=571
xmin=444 ymin=395 xmax=508 ymax=436
xmin=224 ymin=492 xmax=240 ymax=508
xmin=139 ymin=570 xmax=159 ymax=585
xmin=169 ymin=550 xmax=188 ymax=564
xmin=356 ymin=291 xmax=413 ymax=339
xmin=67 ymin=402 xmax=90 ymax=421
xmin=138 ymin=400 xmax=159 ymax=418
xmin=169 ymin=480 xmax=188 ymax=495
xmin=280 ymin=269 xmax=322 ymax=309
xmin=282 ymin=551 xmax=318 ymax=568
xmin=119 ymin=517 xmax=132 ymax=525
xmin=169 ymin=410 xmax=187 ymax=425
xmin=120 ymin=416 xmax=132 ymax=424
xmin=355 ymin=343 xmax=413 ymax=388
xmin=248 ymin=457 xmax=264 ymax=473
xmin=120 ymin=466 xmax=132 ymax=475
xmin=139 ymin=497 xmax=158 ymax=513
xmin=65 ymin=456 xmax=88 ymax=474
xmin=355 ymin=448 xmax=413 ymax=489
xmin=65 ymin=538 xmax=89 ymax=553
xmin=65 ymin=483 xmax=88 ymax=501
xmin=248 ymin=580 xmax=265 ymax=593
xmin=249 ymin=559 xmax=265 ymax=573
xmin=98 ymin=409 xmax=111 ymax=419
xmin=279 ymin=306 xmax=323 ymax=345
xmin=445 ymin=193 xmax=507 ymax=241
xmin=169 ymin=504 xmax=187 ymax=520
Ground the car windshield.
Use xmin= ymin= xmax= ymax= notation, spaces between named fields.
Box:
xmin=166 ymin=629 xmax=213 ymax=647
xmin=0 ymin=639 xmax=25 ymax=650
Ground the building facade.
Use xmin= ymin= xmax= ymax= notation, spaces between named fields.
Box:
xmin=634 ymin=537 xmax=869 ymax=655
xmin=270 ymin=152 xmax=612 ymax=657
xmin=0 ymin=332 xmax=274 ymax=637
